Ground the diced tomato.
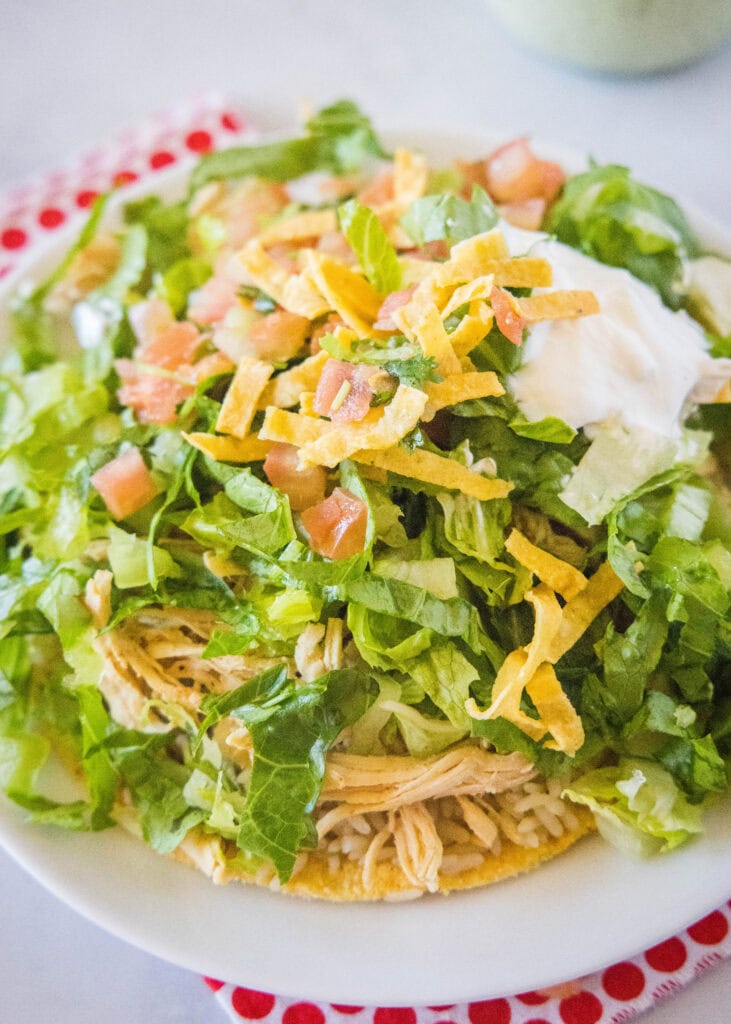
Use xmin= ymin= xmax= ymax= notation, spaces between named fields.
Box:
xmin=188 ymin=270 xmax=240 ymax=325
xmin=247 ymin=310 xmax=310 ymax=362
xmin=263 ymin=443 xmax=327 ymax=512
xmin=357 ymin=170 xmax=394 ymax=207
xmin=128 ymin=299 xmax=174 ymax=348
xmin=91 ymin=446 xmax=161 ymax=520
xmin=373 ymin=286 xmax=417 ymax=331
xmin=141 ymin=321 xmax=201 ymax=370
xmin=498 ymin=197 xmax=547 ymax=231
xmin=301 ymin=488 xmax=368 ymax=559
xmin=310 ymin=314 xmax=345 ymax=354
xmin=491 ymin=286 xmax=526 ymax=346
xmin=116 ymin=359 xmax=192 ymax=424
xmin=485 ymin=138 xmax=565 ymax=207
xmin=456 ymin=158 xmax=490 ymax=198
xmin=313 ymin=359 xmax=378 ymax=423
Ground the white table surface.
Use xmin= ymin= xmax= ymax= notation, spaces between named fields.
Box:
xmin=2 ymin=1 xmax=730 ymax=1021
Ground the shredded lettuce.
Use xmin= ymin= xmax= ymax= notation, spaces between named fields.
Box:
xmin=401 ymin=186 xmax=498 ymax=248
xmin=338 ymin=198 xmax=401 ymax=294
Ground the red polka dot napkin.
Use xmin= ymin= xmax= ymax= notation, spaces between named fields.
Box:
xmin=0 ymin=92 xmax=252 ymax=280
xmin=1 ymin=96 xmax=729 ymax=1024
xmin=206 ymin=903 xmax=731 ymax=1024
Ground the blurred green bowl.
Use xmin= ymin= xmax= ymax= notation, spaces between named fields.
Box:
xmin=485 ymin=0 xmax=731 ymax=75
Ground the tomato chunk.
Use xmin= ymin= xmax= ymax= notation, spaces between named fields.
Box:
xmin=141 ymin=321 xmax=201 ymax=370
xmin=485 ymin=139 xmax=566 ymax=205
xmin=313 ymin=359 xmax=378 ymax=423
xmin=301 ymin=488 xmax=368 ymax=560
xmin=188 ymin=269 xmax=240 ymax=325
xmin=491 ymin=286 xmax=526 ymax=346
xmin=373 ymin=286 xmax=417 ymax=331
xmin=247 ymin=310 xmax=310 ymax=362
xmin=357 ymin=170 xmax=394 ymax=207
xmin=116 ymin=359 xmax=192 ymax=424
xmin=91 ymin=447 xmax=161 ymax=520
xmin=264 ymin=443 xmax=327 ymax=512
xmin=498 ymin=198 xmax=547 ymax=231
xmin=128 ymin=299 xmax=174 ymax=348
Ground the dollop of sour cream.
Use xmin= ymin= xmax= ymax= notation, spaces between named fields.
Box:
xmin=504 ymin=226 xmax=729 ymax=439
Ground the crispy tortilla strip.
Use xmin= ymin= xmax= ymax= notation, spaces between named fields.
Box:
xmin=441 ymin=275 xmax=496 ymax=318
xmin=448 ymin=229 xmax=510 ymax=273
xmin=352 ymin=447 xmax=513 ymax=500
xmin=258 ymin=209 xmax=337 ymax=245
xmin=183 ymin=432 xmax=271 ymax=463
xmin=548 ymin=561 xmax=624 ymax=663
xmin=394 ymin=302 xmax=462 ymax=376
xmin=465 ymin=648 xmax=546 ymax=740
xmin=257 ymin=350 xmax=330 ymax=409
xmin=505 ymin=528 xmax=588 ymax=601
xmin=483 ymin=258 xmax=554 ymax=289
xmin=393 ymin=148 xmax=429 ymax=207
xmin=216 ymin=357 xmax=273 ymax=438
xmin=423 ymin=371 xmax=503 ymax=420
xmin=299 ymin=391 xmax=318 ymax=416
xmin=517 ymin=290 xmax=600 ymax=323
xmin=238 ymin=240 xmax=329 ymax=319
xmin=259 ymin=407 xmax=332 ymax=446
xmin=448 ymin=303 xmax=495 ymax=357
xmin=281 ymin=272 xmax=332 ymax=319
xmin=300 ymin=385 xmax=428 ymax=468
xmin=399 ymin=256 xmax=441 ymax=286
xmin=304 ymin=251 xmax=382 ymax=335
xmin=526 ymin=662 xmax=585 ymax=755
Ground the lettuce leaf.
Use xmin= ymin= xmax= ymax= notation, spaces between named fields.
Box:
xmin=190 ymin=100 xmax=385 ymax=190
xmin=545 ymin=164 xmax=697 ymax=309
xmin=338 ymin=198 xmax=401 ymax=294
xmin=563 ymin=758 xmax=704 ymax=856
xmin=401 ymin=186 xmax=498 ymax=248
xmin=236 ymin=668 xmax=377 ymax=881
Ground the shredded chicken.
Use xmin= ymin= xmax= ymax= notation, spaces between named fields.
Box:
xmin=93 ymin=606 xmax=290 ymax=730
xmin=390 ymin=803 xmax=443 ymax=893
xmin=316 ymin=744 xmax=535 ymax=835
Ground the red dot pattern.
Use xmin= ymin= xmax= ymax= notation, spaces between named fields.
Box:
xmin=467 ymin=998 xmax=511 ymax=1024
xmin=558 ymin=992 xmax=603 ymax=1024
xmin=150 ymin=150 xmax=176 ymax=170
xmin=331 ymin=1006 xmax=364 ymax=1015
xmin=517 ymin=992 xmax=549 ymax=1006
xmin=76 ymin=189 xmax=99 ymax=208
xmin=38 ymin=207 xmax=65 ymax=229
xmin=231 ymin=987 xmax=276 ymax=1019
xmin=282 ymin=1003 xmax=325 ymax=1024
xmin=1 ymin=227 xmax=27 ymax=250
xmin=204 ymin=977 xmax=225 ymax=992
xmin=688 ymin=910 xmax=729 ymax=946
xmin=602 ymin=961 xmax=645 ymax=1001
xmin=373 ymin=1009 xmax=417 ymax=1024
xmin=186 ymin=129 xmax=213 ymax=153
xmin=113 ymin=170 xmax=138 ymax=187
xmin=645 ymin=936 xmax=687 ymax=973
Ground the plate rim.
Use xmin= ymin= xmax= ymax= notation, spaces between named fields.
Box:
xmin=0 ymin=127 xmax=730 ymax=1006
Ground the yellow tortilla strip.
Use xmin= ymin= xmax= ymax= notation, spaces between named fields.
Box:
xmin=352 ymin=447 xmax=513 ymax=501
xmin=482 ymin=258 xmax=554 ymax=289
xmin=216 ymin=357 xmax=273 ymax=438
xmin=448 ymin=304 xmax=495 ymax=357
xmin=394 ymin=302 xmax=462 ymax=376
xmin=183 ymin=432 xmax=271 ymax=463
xmin=441 ymin=275 xmax=496 ymax=318
xmin=304 ymin=251 xmax=382 ymax=335
xmin=505 ymin=529 xmax=588 ymax=601
xmin=298 ymin=391 xmax=318 ymax=416
xmin=399 ymin=256 xmax=441 ymax=286
xmin=299 ymin=385 xmax=428 ymax=468
xmin=448 ymin=229 xmax=510 ymax=274
xmin=548 ymin=561 xmax=625 ymax=663
xmin=517 ymin=290 xmax=600 ymax=323
xmin=393 ymin=148 xmax=429 ymax=206
xmin=259 ymin=407 xmax=332 ymax=447
xmin=237 ymin=240 xmax=329 ymax=319
xmin=526 ymin=662 xmax=585 ymax=755
xmin=258 ymin=210 xmax=337 ymax=245
xmin=465 ymin=648 xmax=546 ymax=740
xmin=257 ymin=350 xmax=330 ymax=409
xmin=423 ymin=371 xmax=503 ymax=420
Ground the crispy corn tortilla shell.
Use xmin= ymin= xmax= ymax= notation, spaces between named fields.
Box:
xmin=172 ymin=808 xmax=595 ymax=901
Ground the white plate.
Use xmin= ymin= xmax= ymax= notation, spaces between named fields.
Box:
xmin=0 ymin=130 xmax=730 ymax=1007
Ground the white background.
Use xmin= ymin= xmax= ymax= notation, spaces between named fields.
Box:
xmin=1 ymin=1 xmax=730 ymax=1020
